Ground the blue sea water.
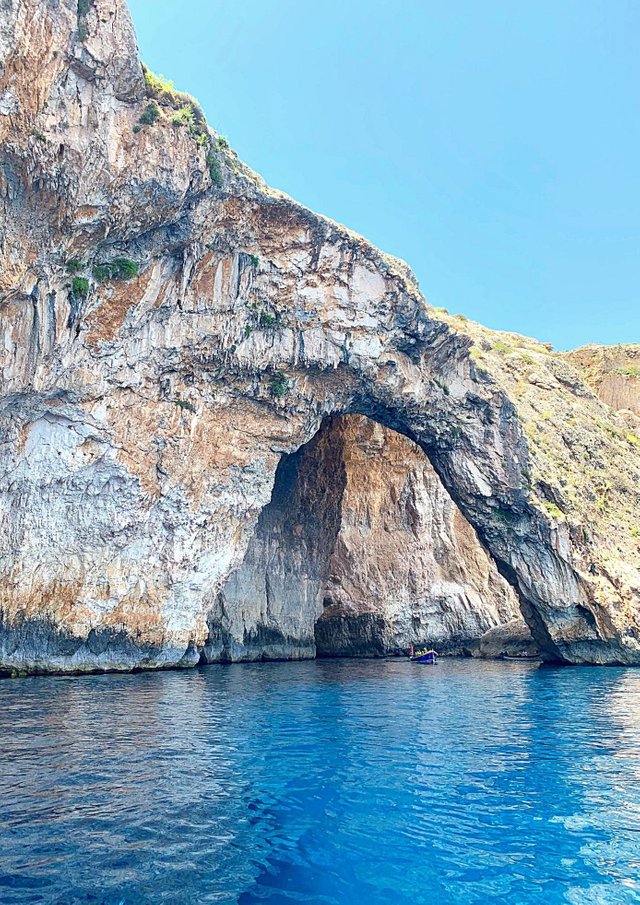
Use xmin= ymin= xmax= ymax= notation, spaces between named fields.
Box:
xmin=1 ymin=658 xmax=640 ymax=905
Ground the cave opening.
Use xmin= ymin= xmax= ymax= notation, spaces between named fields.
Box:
xmin=201 ymin=415 xmax=535 ymax=664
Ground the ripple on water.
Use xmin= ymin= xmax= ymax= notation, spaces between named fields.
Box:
xmin=1 ymin=659 xmax=640 ymax=904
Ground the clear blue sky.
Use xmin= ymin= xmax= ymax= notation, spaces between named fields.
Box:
xmin=127 ymin=0 xmax=639 ymax=350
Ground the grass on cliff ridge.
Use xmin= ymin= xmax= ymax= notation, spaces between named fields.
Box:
xmin=142 ymin=66 xmax=206 ymax=131
xmin=141 ymin=64 xmax=228 ymax=189
xmin=614 ymin=365 xmax=640 ymax=379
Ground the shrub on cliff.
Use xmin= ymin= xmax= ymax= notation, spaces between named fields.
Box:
xmin=543 ymin=501 xmax=564 ymax=520
xmin=615 ymin=365 xmax=640 ymax=379
xmin=76 ymin=0 xmax=91 ymax=41
xmin=142 ymin=66 xmax=206 ymax=135
xmin=206 ymin=151 xmax=223 ymax=188
xmin=259 ymin=312 xmax=276 ymax=328
xmin=170 ymin=106 xmax=194 ymax=128
xmin=142 ymin=68 xmax=176 ymax=99
xmin=71 ymin=277 xmax=89 ymax=300
xmin=138 ymin=101 xmax=161 ymax=127
xmin=270 ymin=372 xmax=289 ymax=399
xmin=93 ymin=259 xmax=139 ymax=283
xmin=174 ymin=397 xmax=197 ymax=414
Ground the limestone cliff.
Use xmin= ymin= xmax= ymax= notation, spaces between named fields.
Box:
xmin=202 ymin=419 xmax=347 ymax=663
xmin=201 ymin=413 xmax=526 ymax=662
xmin=1 ymin=0 xmax=639 ymax=673
xmin=565 ymin=345 xmax=640 ymax=418
xmin=315 ymin=416 xmax=523 ymax=657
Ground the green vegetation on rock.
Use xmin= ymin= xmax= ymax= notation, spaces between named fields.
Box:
xmin=142 ymin=69 xmax=176 ymax=97
xmin=174 ymin=398 xmax=197 ymax=414
xmin=137 ymin=101 xmax=161 ymax=128
xmin=142 ymin=66 xmax=206 ymax=138
xmin=258 ymin=312 xmax=277 ymax=329
xmin=206 ymin=150 xmax=223 ymax=187
xmin=76 ymin=0 xmax=91 ymax=41
xmin=141 ymin=65 xmax=229 ymax=188
xmin=71 ymin=277 xmax=89 ymax=299
xmin=93 ymin=258 xmax=139 ymax=283
xmin=270 ymin=371 xmax=289 ymax=399
xmin=170 ymin=105 xmax=194 ymax=127
xmin=615 ymin=365 xmax=640 ymax=379
xmin=543 ymin=501 xmax=564 ymax=520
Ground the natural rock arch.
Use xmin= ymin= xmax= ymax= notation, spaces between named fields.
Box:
xmin=202 ymin=412 xmax=529 ymax=664
xmin=0 ymin=0 xmax=638 ymax=673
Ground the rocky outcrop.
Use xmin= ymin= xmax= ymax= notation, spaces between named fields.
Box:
xmin=565 ymin=345 xmax=640 ymax=417
xmin=0 ymin=0 xmax=639 ymax=673
xmin=464 ymin=619 xmax=540 ymax=660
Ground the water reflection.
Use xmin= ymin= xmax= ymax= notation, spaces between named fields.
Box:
xmin=1 ymin=659 xmax=640 ymax=904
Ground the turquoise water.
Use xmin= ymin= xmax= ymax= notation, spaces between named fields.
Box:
xmin=1 ymin=659 xmax=640 ymax=904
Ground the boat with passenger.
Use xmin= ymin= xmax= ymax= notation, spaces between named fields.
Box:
xmin=409 ymin=646 xmax=438 ymax=664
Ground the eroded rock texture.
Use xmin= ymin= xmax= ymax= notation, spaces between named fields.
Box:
xmin=316 ymin=416 xmax=523 ymax=657
xmin=1 ymin=0 xmax=639 ymax=672
xmin=202 ymin=421 xmax=347 ymax=663
xmin=565 ymin=345 xmax=640 ymax=417
xmin=202 ymin=414 xmax=527 ymax=661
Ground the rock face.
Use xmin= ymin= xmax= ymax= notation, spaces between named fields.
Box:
xmin=464 ymin=619 xmax=539 ymax=660
xmin=1 ymin=0 xmax=639 ymax=673
xmin=315 ymin=416 xmax=522 ymax=657
xmin=202 ymin=413 xmax=526 ymax=662
xmin=202 ymin=419 xmax=347 ymax=663
xmin=565 ymin=345 xmax=640 ymax=417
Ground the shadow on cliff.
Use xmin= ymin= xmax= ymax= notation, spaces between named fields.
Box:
xmin=202 ymin=414 xmax=534 ymax=664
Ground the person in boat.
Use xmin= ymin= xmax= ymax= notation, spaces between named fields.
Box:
xmin=409 ymin=645 xmax=437 ymax=661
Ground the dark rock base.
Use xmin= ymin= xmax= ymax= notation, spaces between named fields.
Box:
xmin=0 ymin=613 xmax=199 ymax=676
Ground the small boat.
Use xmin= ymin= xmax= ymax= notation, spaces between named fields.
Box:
xmin=500 ymin=654 xmax=540 ymax=661
xmin=409 ymin=648 xmax=438 ymax=664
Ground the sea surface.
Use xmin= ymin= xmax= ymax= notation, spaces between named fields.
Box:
xmin=1 ymin=658 xmax=640 ymax=904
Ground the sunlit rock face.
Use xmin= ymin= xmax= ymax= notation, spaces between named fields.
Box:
xmin=315 ymin=417 xmax=524 ymax=657
xmin=0 ymin=0 xmax=639 ymax=673
xmin=565 ymin=345 xmax=640 ymax=418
